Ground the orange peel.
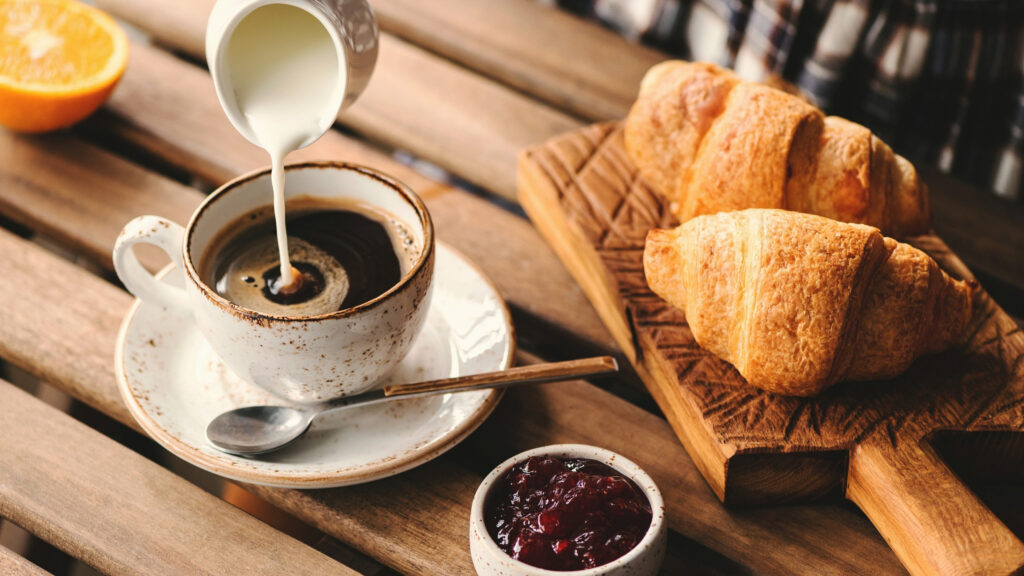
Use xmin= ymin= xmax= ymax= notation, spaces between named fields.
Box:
xmin=0 ymin=0 xmax=129 ymax=132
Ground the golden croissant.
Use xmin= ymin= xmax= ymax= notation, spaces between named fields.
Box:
xmin=625 ymin=61 xmax=930 ymax=239
xmin=644 ymin=209 xmax=974 ymax=396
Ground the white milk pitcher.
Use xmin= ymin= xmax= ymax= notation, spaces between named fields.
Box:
xmin=206 ymin=0 xmax=379 ymax=289
xmin=205 ymin=0 xmax=378 ymax=151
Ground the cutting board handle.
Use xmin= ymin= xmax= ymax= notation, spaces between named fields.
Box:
xmin=848 ymin=437 xmax=1024 ymax=576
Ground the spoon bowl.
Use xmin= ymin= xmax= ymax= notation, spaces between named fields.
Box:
xmin=207 ymin=405 xmax=314 ymax=456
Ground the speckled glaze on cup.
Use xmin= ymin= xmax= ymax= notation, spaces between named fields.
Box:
xmin=112 ymin=162 xmax=434 ymax=404
xmin=470 ymin=444 xmax=667 ymax=576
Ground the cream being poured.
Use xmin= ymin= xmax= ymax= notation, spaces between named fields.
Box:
xmin=223 ymin=3 xmax=342 ymax=289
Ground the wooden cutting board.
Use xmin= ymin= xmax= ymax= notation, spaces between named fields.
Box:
xmin=518 ymin=122 xmax=1024 ymax=576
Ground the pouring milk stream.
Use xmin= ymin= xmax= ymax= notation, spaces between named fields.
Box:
xmin=206 ymin=0 xmax=378 ymax=292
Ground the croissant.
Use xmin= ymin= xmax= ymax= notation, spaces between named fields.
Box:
xmin=644 ymin=209 xmax=974 ymax=396
xmin=625 ymin=61 xmax=930 ymax=239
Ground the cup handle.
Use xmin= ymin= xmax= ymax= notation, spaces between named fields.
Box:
xmin=113 ymin=215 xmax=189 ymax=311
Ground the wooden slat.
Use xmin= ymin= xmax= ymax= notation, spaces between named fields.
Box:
xmin=0 ymin=545 xmax=48 ymax=576
xmin=87 ymin=40 xmax=615 ymax=353
xmin=0 ymin=227 xmax=135 ymax=425
xmin=923 ymin=166 xmax=1024 ymax=299
xmin=0 ymin=379 xmax=354 ymax=576
xmin=0 ymin=189 xmax=904 ymax=575
xmin=372 ymin=0 xmax=664 ymax=121
xmin=345 ymin=35 xmax=581 ymax=200
xmin=0 ymin=133 xmax=202 ymax=272
xmin=94 ymin=0 xmax=581 ymax=200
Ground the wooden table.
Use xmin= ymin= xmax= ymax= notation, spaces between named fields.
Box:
xmin=0 ymin=1 xmax=1021 ymax=574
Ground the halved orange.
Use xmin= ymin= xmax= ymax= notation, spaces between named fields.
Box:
xmin=0 ymin=0 xmax=129 ymax=132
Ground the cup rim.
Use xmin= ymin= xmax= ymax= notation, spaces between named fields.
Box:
xmin=470 ymin=443 xmax=666 ymax=575
xmin=182 ymin=161 xmax=435 ymax=323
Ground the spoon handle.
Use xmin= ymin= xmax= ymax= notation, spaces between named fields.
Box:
xmin=382 ymin=356 xmax=619 ymax=398
xmin=313 ymin=356 xmax=619 ymax=430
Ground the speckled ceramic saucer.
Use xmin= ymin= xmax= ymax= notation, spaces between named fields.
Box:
xmin=115 ymin=242 xmax=514 ymax=488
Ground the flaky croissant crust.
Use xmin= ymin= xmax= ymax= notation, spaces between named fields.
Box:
xmin=625 ymin=61 xmax=931 ymax=239
xmin=644 ymin=209 xmax=973 ymax=397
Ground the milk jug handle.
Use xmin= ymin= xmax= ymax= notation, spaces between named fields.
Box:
xmin=113 ymin=216 xmax=190 ymax=312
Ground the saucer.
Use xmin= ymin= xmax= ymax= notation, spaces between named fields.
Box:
xmin=115 ymin=242 xmax=514 ymax=488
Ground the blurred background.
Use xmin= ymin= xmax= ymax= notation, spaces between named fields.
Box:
xmin=544 ymin=0 xmax=1024 ymax=201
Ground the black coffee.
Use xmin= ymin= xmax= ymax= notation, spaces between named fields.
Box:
xmin=200 ymin=199 xmax=408 ymax=316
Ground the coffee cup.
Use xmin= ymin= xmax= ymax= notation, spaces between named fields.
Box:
xmin=113 ymin=162 xmax=434 ymax=404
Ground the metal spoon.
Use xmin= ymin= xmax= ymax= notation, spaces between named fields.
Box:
xmin=206 ymin=356 xmax=618 ymax=456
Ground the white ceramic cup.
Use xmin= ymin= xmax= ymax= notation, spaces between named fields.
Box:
xmin=112 ymin=162 xmax=434 ymax=404
xmin=205 ymin=0 xmax=378 ymax=149
xmin=470 ymin=444 xmax=667 ymax=576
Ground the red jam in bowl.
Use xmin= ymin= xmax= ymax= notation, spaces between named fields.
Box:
xmin=485 ymin=456 xmax=653 ymax=571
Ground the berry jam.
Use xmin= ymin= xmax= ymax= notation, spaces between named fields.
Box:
xmin=486 ymin=456 xmax=652 ymax=571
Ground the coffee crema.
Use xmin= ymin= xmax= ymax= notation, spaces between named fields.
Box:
xmin=199 ymin=197 xmax=417 ymax=317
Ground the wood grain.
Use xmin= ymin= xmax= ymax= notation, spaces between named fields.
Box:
xmin=519 ymin=123 xmax=1024 ymax=576
xmin=848 ymin=440 xmax=1024 ymax=576
xmin=0 ymin=380 xmax=353 ymax=576
xmin=923 ymin=166 xmax=1024 ymax=301
xmin=0 ymin=545 xmax=47 ymax=576
xmin=346 ymin=34 xmax=581 ymax=200
xmin=95 ymin=0 xmax=581 ymax=200
xmin=0 ymin=132 xmax=202 ymax=272
xmin=372 ymin=0 xmax=664 ymax=121
xmin=0 ymin=173 xmax=906 ymax=575
xmin=0 ymin=229 xmax=136 ymax=425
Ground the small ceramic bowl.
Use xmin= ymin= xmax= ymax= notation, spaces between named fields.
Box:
xmin=470 ymin=444 xmax=667 ymax=576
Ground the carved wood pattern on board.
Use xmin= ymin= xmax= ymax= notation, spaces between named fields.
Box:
xmin=526 ymin=123 xmax=1024 ymax=454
